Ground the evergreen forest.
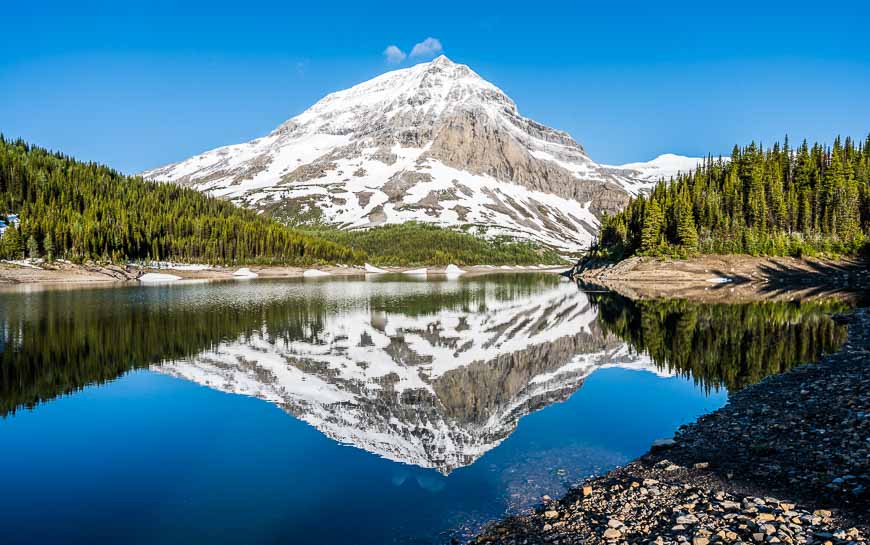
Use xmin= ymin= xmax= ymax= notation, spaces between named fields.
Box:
xmin=0 ymin=137 xmax=557 ymax=266
xmin=595 ymin=135 xmax=870 ymax=259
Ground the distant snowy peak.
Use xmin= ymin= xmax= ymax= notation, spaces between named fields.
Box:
xmin=615 ymin=154 xmax=717 ymax=183
xmin=143 ymin=56 xmax=679 ymax=252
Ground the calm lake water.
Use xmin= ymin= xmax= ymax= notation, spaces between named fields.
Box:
xmin=0 ymin=274 xmax=853 ymax=545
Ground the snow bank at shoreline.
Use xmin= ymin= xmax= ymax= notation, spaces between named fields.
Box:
xmin=138 ymin=272 xmax=182 ymax=283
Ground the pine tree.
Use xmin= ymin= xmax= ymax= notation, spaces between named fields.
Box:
xmin=746 ymin=159 xmax=768 ymax=232
xmin=1 ymin=227 xmax=23 ymax=260
xmin=799 ymin=193 xmax=813 ymax=236
xmin=640 ymin=198 xmax=663 ymax=253
xmin=43 ymin=232 xmax=54 ymax=262
xmin=824 ymin=148 xmax=846 ymax=236
xmin=676 ymin=193 xmax=699 ymax=251
xmin=26 ymin=234 xmax=39 ymax=259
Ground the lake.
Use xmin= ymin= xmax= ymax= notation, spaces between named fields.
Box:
xmin=0 ymin=274 xmax=852 ymax=545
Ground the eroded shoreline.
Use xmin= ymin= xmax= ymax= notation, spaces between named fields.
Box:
xmin=471 ymin=308 xmax=869 ymax=544
xmin=570 ymin=255 xmax=870 ymax=305
xmin=0 ymin=261 xmax=565 ymax=288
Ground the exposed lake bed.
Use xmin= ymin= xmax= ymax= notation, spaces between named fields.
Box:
xmin=575 ymin=255 xmax=870 ymax=305
xmin=0 ymin=273 xmax=866 ymax=544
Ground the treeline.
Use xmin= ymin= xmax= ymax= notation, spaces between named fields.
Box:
xmin=0 ymin=136 xmax=363 ymax=264
xmin=589 ymin=291 xmax=849 ymax=392
xmin=595 ymin=135 xmax=870 ymax=259
xmin=306 ymin=222 xmax=563 ymax=266
xmin=0 ymin=137 xmax=563 ymax=267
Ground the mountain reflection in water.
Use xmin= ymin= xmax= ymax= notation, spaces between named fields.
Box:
xmin=156 ymin=277 xmax=646 ymax=474
xmin=0 ymin=274 xmax=850 ymax=476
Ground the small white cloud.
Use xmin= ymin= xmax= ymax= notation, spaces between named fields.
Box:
xmin=295 ymin=60 xmax=308 ymax=77
xmin=383 ymin=45 xmax=407 ymax=64
xmin=410 ymin=37 xmax=443 ymax=58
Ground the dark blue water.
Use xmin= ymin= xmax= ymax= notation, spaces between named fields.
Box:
xmin=0 ymin=275 xmax=847 ymax=545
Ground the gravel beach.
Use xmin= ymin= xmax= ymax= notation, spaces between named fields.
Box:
xmin=471 ymin=307 xmax=870 ymax=545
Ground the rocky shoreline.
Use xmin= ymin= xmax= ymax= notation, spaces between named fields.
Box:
xmin=470 ymin=307 xmax=870 ymax=545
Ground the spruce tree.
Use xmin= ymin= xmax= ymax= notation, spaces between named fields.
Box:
xmin=43 ymin=232 xmax=54 ymax=262
xmin=676 ymin=193 xmax=699 ymax=251
xmin=26 ymin=234 xmax=39 ymax=259
xmin=640 ymin=198 xmax=663 ymax=253
xmin=1 ymin=227 xmax=23 ymax=260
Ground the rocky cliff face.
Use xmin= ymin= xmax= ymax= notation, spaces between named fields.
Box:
xmin=142 ymin=56 xmax=675 ymax=252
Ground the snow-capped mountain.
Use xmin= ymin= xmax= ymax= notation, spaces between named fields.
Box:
xmin=156 ymin=279 xmax=658 ymax=474
xmin=143 ymin=56 xmax=680 ymax=252
xmin=613 ymin=153 xmax=709 ymax=183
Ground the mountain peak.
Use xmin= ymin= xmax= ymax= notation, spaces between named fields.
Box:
xmin=429 ymin=54 xmax=453 ymax=65
xmin=419 ymin=54 xmax=471 ymax=78
xmin=273 ymin=54 xmax=506 ymax=138
xmin=615 ymin=153 xmax=711 ymax=182
xmin=144 ymin=58 xmax=653 ymax=252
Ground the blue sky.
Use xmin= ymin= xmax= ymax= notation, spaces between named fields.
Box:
xmin=2 ymin=1 xmax=868 ymax=173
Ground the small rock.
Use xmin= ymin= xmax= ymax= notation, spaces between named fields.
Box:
xmin=603 ymin=528 xmax=622 ymax=539
xmin=651 ymin=438 xmax=677 ymax=450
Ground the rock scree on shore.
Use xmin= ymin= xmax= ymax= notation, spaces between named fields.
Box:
xmin=470 ymin=307 xmax=870 ymax=545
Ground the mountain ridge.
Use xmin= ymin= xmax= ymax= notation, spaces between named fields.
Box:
xmin=143 ymin=56 xmax=704 ymax=252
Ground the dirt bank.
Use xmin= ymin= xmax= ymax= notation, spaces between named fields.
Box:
xmin=575 ymin=255 xmax=869 ymax=303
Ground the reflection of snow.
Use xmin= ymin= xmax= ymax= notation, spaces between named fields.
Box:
xmin=157 ymin=279 xmax=650 ymax=473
